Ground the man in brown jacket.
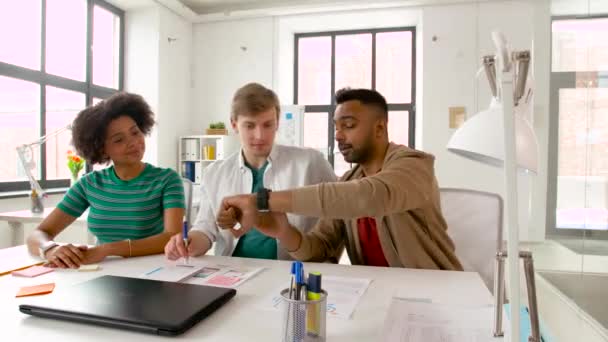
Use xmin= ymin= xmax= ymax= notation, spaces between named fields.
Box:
xmin=220 ymin=88 xmax=463 ymax=270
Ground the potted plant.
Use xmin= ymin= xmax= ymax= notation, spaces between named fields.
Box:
xmin=206 ymin=121 xmax=228 ymax=135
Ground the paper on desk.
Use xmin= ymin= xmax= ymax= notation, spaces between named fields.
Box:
xmin=12 ymin=265 xmax=54 ymax=277
xmin=262 ymin=275 xmax=371 ymax=320
xmin=381 ymin=297 xmax=498 ymax=342
xmin=0 ymin=246 xmax=43 ymax=276
xmin=139 ymin=263 xmax=205 ymax=282
xmin=185 ymin=264 xmax=264 ymax=288
xmin=16 ymin=283 xmax=55 ymax=297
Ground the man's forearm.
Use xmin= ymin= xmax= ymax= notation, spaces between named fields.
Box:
xmin=277 ymin=225 xmax=302 ymax=252
xmin=268 ymin=190 xmax=294 ymax=213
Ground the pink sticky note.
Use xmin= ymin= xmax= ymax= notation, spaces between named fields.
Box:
xmin=12 ymin=266 xmax=54 ymax=278
xmin=206 ymin=275 xmax=241 ymax=286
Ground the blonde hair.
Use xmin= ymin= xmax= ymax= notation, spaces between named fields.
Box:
xmin=231 ymin=83 xmax=280 ymax=121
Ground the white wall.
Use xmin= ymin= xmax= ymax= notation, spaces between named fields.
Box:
xmin=191 ymin=0 xmax=548 ymax=240
xmin=124 ymin=4 xmax=193 ymax=170
xmin=125 ymin=7 xmax=160 ymax=166
xmin=191 ymin=18 xmax=275 ymax=132
xmin=157 ymin=7 xmax=193 ymax=169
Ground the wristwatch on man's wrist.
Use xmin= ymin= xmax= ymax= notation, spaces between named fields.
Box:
xmin=39 ymin=240 xmax=58 ymax=259
xmin=256 ymin=188 xmax=272 ymax=213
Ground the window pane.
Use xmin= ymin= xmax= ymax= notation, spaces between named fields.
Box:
xmin=93 ymin=5 xmax=120 ymax=89
xmin=376 ymin=31 xmax=413 ymax=103
xmin=388 ymin=111 xmax=409 ymax=146
xmin=335 ymin=34 xmax=372 ymax=91
xmin=92 ymin=97 xmax=104 ymax=105
xmin=0 ymin=1 xmax=41 ymax=70
xmin=46 ymin=0 xmax=87 ymax=81
xmin=45 ymin=86 xmax=85 ymax=180
xmin=297 ymin=37 xmax=331 ymax=105
xmin=552 ymin=18 xmax=608 ymax=72
xmin=303 ymin=112 xmax=328 ymax=150
xmin=556 ymin=87 xmax=608 ymax=230
xmin=0 ymin=76 xmax=40 ymax=183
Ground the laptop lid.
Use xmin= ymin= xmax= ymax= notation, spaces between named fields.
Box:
xmin=19 ymin=275 xmax=236 ymax=336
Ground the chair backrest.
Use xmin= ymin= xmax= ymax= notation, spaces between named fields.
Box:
xmin=439 ymin=188 xmax=503 ymax=292
xmin=182 ymin=178 xmax=194 ymax=227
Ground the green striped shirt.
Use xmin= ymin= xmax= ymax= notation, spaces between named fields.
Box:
xmin=57 ymin=163 xmax=185 ymax=244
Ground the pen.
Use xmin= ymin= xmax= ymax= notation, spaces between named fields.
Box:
xmin=294 ymin=262 xmax=304 ymax=300
xmin=182 ymin=221 xmax=189 ymax=265
xmin=145 ymin=267 xmax=163 ymax=276
xmin=306 ymin=272 xmax=322 ymax=336
xmin=289 ymin=262 xmax=296 ymax=299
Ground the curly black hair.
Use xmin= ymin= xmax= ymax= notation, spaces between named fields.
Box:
xmin=71 ymin=92 xmax=155 ymax=165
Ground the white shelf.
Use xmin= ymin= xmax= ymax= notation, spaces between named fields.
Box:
xmin=178 ymin=135 xmax=228 ymax=183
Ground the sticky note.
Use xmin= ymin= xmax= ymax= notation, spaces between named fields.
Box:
xmin=16 ymin=283 xmax=55 ymax=297
xmin=78 ymin=264 xmax=100 ymax=272
xmin=12 ymin=266 xmax=54 ymax=278
xmin=206 ymin=274 xmax=241 ymax=286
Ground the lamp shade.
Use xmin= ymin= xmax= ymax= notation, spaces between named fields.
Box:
xmin=447 ymin=101 xmax=538 ymax=173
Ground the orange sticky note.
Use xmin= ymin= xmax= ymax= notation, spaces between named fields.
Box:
xmin=16 ymin=283 xmax=55 ymax=297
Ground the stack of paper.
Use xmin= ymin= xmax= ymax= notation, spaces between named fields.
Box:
xmin=381 ymin=298 xmax=500 ymax=342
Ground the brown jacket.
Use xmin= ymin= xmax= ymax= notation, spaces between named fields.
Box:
xmin=288 ymin=143 xmax=463 ymax=271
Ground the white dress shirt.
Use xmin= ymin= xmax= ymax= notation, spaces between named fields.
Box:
xmin=191 ymin=144 xmax=336 ymax=259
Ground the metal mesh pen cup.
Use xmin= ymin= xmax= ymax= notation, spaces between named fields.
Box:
xmin=280 ymin=288 xmax=327 ymax=342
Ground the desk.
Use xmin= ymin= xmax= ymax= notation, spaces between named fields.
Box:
xmin=0 ymin=208 xmax=93 ymax=246
xmin=1 ymin=246 xmax=497 ymax=341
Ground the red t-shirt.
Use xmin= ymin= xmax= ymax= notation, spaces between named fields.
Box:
xmin=357 ymin=217 xmax=389 ymax=267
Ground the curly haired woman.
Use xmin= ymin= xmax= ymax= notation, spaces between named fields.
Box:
xmin=26 ymin=93 xmax=185 ymax=268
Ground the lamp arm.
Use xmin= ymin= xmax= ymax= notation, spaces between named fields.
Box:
xmin=16 ymin=145 xmax=45 ymax=196
xmin=14 ymin=124 xmax=71 ymax=196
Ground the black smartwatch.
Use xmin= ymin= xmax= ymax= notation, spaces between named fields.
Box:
xmin=256 ymin=188 xmax=272 ymax=212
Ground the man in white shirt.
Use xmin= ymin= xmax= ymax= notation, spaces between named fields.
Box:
xmin=164 ymin=83 xmax=336 ymax=260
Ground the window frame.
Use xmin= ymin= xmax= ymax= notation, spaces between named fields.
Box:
xmin=294 ymin=26 xmax=417 ymax=167
xmin=0 ymin=0 xmax=124 ymax=192
xmin=546 ymin=14 xmax=608 ymax=239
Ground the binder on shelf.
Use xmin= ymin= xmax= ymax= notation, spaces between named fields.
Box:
xmin=183 ymin=161 xmax=195 ymax=182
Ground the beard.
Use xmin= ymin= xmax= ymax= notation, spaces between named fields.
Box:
xmin=339 ymin=140 xmax=374 ymax=164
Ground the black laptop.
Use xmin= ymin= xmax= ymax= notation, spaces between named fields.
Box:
xmin=19 ymin=275 xmax=236 ymax=336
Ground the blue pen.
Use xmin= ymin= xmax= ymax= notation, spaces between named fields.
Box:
xmin=145 ymin=267 xmax=163 ymax=276
xmin=289 ymin=262 xmax=297 ymax=299
xmin=182 ymin=221 xmax=189 ymax=265
xmin=294 ymin=262 xmax=304 ymax=300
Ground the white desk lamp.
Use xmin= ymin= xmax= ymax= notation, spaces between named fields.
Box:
xmin=16 ymin=124 xmax=72 ymax=212
xmin=447 ymin=31 xmax=540 ymax=342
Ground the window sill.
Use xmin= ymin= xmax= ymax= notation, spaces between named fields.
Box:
xmin=0 ymin=187 xmax=69 ymax=199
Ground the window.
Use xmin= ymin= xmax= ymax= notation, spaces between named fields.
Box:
xmin=548 ymin=17 xmax=608 ymax=235
xmin=0 ymin=0 xmax=124 ymax=192
xmin=295 ymin=27 xmax=416 ymax=175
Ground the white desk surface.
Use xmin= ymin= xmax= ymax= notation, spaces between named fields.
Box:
xmin=0 ymin=208 xmax=87 ymax=223
xmin=2 ymin=246 xmax=495 ymax=341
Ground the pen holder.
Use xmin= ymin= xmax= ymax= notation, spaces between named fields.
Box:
xmin=280 ymin=288 xmax=327 ymax=342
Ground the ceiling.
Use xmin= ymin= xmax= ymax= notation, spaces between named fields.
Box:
xmin=179 ymin=0 xmax=370 ymax=15
xmin=105 ymin=0 xmax=502 ymax=22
